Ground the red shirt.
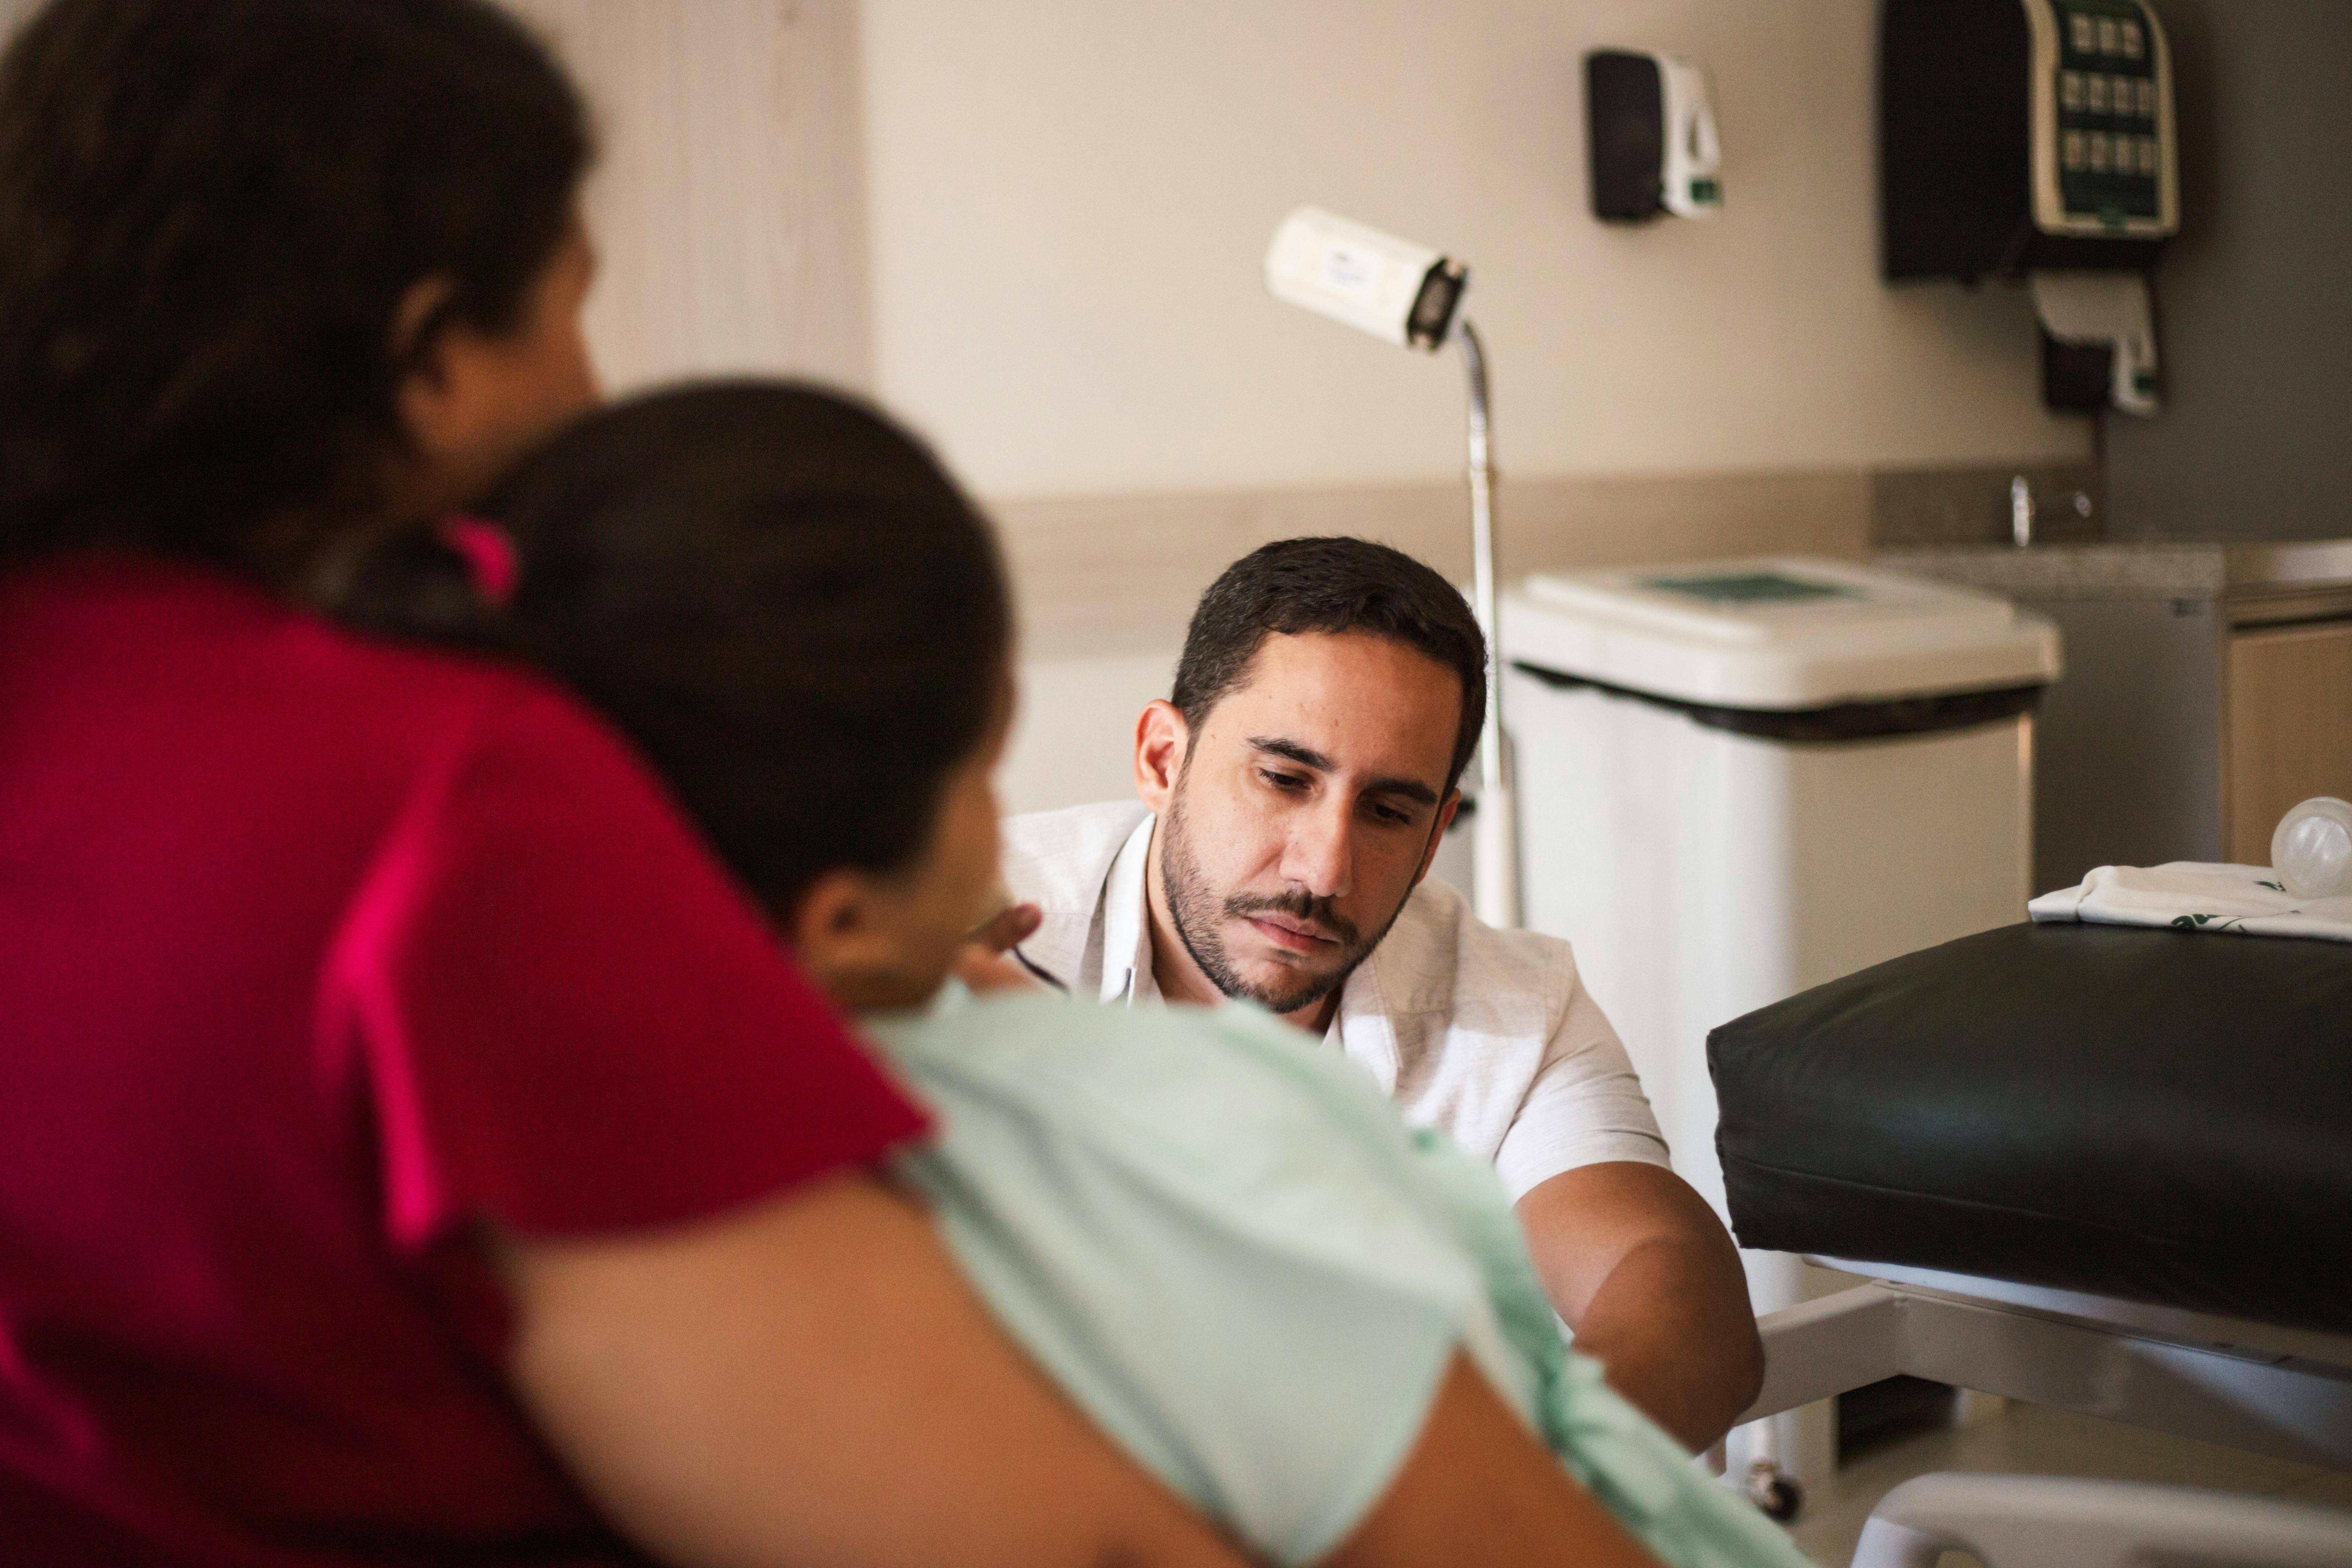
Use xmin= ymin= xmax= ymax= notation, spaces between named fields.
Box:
xmin=0 ymin=555 xmax=931 ymax=1565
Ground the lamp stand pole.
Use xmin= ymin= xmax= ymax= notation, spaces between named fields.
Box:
xmin=1457 ymin=319 xmax=1519 ymax=929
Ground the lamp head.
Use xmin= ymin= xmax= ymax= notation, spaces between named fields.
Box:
xmin=1263 ymin=206 xmax=1468 ymax=353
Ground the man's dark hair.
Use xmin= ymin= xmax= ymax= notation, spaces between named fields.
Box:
xmin=0 ymin=0 xmax=591 ymax=577
xmin=1170 ymin=537 xmax=1488 ymax=791
xmin=487 ymin=381 xmax=1012 ymax=914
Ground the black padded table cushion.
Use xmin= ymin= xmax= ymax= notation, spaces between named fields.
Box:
xmin=1709 ymin=922 xmax=2352 ymax=1333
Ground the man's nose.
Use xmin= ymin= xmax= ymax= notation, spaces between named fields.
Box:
xmin=1282 ymin=802 xmax=1353 ymax=900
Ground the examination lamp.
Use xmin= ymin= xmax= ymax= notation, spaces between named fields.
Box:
xmin=1263 ymin=207 xmax=1518 ymax=928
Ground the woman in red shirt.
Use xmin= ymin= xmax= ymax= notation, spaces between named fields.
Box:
xmin=0 ymin=3 xmax=1241 ymax=1565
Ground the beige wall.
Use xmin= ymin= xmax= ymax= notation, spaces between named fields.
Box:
xmin=513 ymin=0 xmax=874 ymax=395
xmin=860 ymin=0 xmax=2092 ymax=501
xmin=857 ymin=1 xmax=2095 ymax=811
xmin=507 ymin=0 xmax=2096 ymax=813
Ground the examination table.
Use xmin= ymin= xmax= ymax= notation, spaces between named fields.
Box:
xmin=1709 ymin=921 xmax=2352 ymax=1566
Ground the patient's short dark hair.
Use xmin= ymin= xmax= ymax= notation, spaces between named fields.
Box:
xmin=1170 ymin=537 xmax=1486 ymax=791
xmin=488 ymin=381 xmax=1011 ymax=912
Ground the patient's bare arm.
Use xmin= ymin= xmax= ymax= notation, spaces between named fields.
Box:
xmin=1322 ymin=1352 xmax=1663 ymax=1568
xmin=496 ymin=1169 xmax=1249 ymax=1568
xmin=1517 ymin=1161 xmax=1764 ymax=1453
xmin=499 ymin=1164 xmax=1677 ymax=1568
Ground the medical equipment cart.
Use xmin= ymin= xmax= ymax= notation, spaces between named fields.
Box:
xmin=1502 ymin=558 xmax=2059 ymax=1505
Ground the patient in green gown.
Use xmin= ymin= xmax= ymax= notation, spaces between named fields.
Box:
xmin=476 ymin=380 xmax=1807 ymax=1568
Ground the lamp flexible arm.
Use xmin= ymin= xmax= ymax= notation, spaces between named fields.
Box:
xmin=1456 ymin=320 xmax=1519 ymax=928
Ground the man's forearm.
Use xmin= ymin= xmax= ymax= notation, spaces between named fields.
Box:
xmin=1514 ymin=1163 xmax=1763 ymax=1454
xmin=1570 ymin=1234 xmax=1763 ymax=1453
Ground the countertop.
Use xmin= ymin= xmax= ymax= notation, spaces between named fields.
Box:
xmin=1873 ymin=538 xmax=2352 ymax=602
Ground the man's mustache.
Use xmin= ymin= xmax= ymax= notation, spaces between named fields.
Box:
xmin=1223 ymin=888 xmax=1360 ymax=948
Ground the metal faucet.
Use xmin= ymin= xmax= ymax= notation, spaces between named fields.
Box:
xmin=2010 ymin=474 xmax=2035 ymax=549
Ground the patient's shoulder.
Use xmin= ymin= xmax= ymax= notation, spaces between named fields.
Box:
xmin=999 ymin=800 xmax=1150 ymax=914
xmin=877 ymin=991 xmax=1421 ymax=1194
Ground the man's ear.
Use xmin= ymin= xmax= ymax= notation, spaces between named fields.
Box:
xmin=1412 ymin=790 xmax=1464 ymax=888
xmin=1132 ymin=699 xmax=1191 ymax=816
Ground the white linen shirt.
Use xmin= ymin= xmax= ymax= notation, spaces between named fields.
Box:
xmin=999 ymin=800 xmax=1669 ymax=1201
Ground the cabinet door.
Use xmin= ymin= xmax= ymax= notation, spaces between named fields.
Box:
xmin=2226 ymin=620 xmax=2352 ymax=862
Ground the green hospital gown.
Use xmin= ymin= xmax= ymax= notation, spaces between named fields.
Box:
xmin=867 ymin=988 xmax=1807 ymax=1568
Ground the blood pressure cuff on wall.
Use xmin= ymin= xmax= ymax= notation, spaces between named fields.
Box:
xmin=1709 ymin=922 xmax=2352 ymax=1334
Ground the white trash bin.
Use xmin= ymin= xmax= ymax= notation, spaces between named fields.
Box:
xmin=1501 ymin=557 xmax=2060 ymax=1498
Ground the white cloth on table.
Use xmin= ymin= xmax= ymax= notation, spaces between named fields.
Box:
xmin=2028 ymin=862 xmax=2352 ymax=943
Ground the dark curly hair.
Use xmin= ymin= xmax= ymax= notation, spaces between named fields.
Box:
xmin=0 ymin=0 xmax=590 ymax=578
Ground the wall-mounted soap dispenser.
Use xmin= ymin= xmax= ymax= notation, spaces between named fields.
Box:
xmin=1882 ymin=0 xmax=2179 ymax=415
xmin=1587 ymin=50 xmax=1722 ymax=223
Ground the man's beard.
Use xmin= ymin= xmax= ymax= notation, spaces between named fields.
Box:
xmin=1158 ymin=787 xmax=1413 ymax=1018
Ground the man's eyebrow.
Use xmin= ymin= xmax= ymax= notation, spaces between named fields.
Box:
xmin=1249 ymin=736 xmax=1333 ymax=771
xmin=1247 ymin=736 xmax=1441 ymax=807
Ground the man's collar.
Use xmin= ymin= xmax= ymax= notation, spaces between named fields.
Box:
xmin=1099 ymin=810 xmax=1159 ymax=1004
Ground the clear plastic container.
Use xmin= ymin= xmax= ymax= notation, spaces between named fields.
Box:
xmin=2270 ymin=797 xmax=2352 ymax=900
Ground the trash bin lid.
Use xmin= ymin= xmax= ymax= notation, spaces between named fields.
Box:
xmin=1502 ymin=557 xmax=2061 ymax=710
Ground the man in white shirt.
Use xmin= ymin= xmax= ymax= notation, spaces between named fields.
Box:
xmin=1000 ymin=536 xmax=1762 ymax=1452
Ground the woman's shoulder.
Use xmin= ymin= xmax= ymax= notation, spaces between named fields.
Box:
xmin=6 ymin=549 xmax=571 ymax=726
xmin=60 ymin=552 xmax=638 ymax=787
xmin=2 ymin=550 xmax=678 ymax=914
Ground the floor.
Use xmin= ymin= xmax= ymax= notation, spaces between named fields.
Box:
xmin=1782 ymin=1398 xmax=2352 ymax=1566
